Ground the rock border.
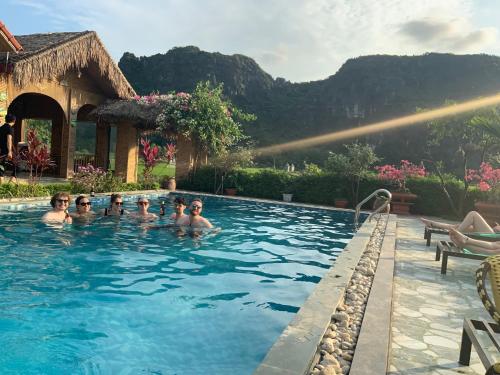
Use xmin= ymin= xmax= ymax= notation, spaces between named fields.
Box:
xmin=309 ymin=215 xmax=395 ymax=375
xmin=254 ymin=213 xmax=384 ymax=375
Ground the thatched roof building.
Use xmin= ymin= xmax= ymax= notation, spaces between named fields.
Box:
xmin=0 ymin=21 xmax=143 ymax=181
xmin=91 ymin=99 xmax=166 ymax=130
xmin=0 ymin=30 xmax=135 ymax=99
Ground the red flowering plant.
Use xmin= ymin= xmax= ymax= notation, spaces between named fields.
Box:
xmin=375 ymin=160 xmax=426 ymax=192
xmin=466 ymin=162 xmax=500 ymax=203
xmin=140 ymin=137 xmax=161 ymax=188
xmin=164 ymin=143 xmax=176 ymax=164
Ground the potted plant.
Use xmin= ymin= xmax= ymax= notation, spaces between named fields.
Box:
xmin=333 ymin=187 xmax=349 ymax=208
xmin=468 ymin=162 xmax=500 ymax=224
xmin=223 ymin=173 xmax=238 ymax=196
xmin=160 ymin=176 xmax=176 ymax=190
xmin=282 ymin=190 xmax=293 ymax=202
xmin=375 ymin=160 xmax=426 ymax=214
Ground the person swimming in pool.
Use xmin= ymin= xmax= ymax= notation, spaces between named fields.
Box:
xmin=71 ymin=195 xmax=96 ymax=221
xmin=129 ymin=196 xmax=157 ymax=221
xmin=169 ymin=197 xmax=188 ymax=224
xmin=101 ymin=193 xmax=128 ymax=217
xmin=176 ymin=198 xmax=213 ymax=229
xmin=42 ymin=192 xmax=72 ymax=224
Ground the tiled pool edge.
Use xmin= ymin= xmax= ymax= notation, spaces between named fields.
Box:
xmin=253 ymin=214 xmax=384 ymax=375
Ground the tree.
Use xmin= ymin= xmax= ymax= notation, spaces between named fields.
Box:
xmin=424 ymin=102 xmax=500 ymax=216
xmin=156 ymin=82 xmax=255 ymax=170
xmin=324 ymin=142 xmax=379 ymax=206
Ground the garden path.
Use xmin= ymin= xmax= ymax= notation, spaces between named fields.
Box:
xmin=389 ymin=216 xmax=499 ymax=374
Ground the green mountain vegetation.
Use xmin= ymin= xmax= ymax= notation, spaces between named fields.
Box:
xmin=119 ymin=47 xmax=500 ymax=169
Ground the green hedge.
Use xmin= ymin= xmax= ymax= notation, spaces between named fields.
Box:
xmin=0 ymin=181 xmax=158 ymax=200
xmin=179 ymin=166 xmax=488 ymax=218
xmin=0 ymin=183 xmax=73 ymax=199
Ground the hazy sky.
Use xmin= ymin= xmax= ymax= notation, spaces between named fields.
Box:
xmin=4 ymin=0 xmax=500 ymax=82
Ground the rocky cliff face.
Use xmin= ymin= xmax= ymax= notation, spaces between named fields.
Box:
xmin=119 ymin=48 xmax=500 ymax=164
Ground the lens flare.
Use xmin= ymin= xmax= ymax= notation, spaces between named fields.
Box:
xmin=255 ymin=93 xmax=500 ymax=156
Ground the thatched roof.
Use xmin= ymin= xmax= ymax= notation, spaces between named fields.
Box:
xmin=0 ymin=31 xmax=135 ymax=99
xmin=91 ymin=99 xmax=174 ymax=131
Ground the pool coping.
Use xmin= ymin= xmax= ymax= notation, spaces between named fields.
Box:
xmin=253 ymin=212 xmax=386 ymax=375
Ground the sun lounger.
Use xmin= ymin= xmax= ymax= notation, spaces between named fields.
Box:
xmin=468 ymin=232 xmax=500 ymax=242
xmin=435 ymin=241 xmax=487 ymax=275
xmin=426 ymin=227 xmax=500 ymax=247
xmin=459 ymin=256 xmax=500 ymax=372
xmin=424 ymin=227 xmax=449 ymax=246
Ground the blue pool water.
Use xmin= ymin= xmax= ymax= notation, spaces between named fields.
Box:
xmin=0 ymin=194 xmax=361 ymax=374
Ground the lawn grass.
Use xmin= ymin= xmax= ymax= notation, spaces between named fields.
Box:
xmin=137 ymin=161 xmax=176 ymax=178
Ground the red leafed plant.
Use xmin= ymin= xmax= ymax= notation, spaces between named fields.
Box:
xmin=140 ymin=137 xmax=160 ymax=186
xmin=164 ymin=143 xmax=176 ymax=163
xmin=22 ymin=129 xmax=55 ymax=183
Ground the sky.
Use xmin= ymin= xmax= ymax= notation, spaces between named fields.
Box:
xmin=3 ymin=0 xmax=500 ymax=82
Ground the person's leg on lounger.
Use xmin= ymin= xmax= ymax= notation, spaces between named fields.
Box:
xmin=422 ymin=211 xmax=495 ymax=233
xmin=449 ymin=228 xmax=500 ymax=254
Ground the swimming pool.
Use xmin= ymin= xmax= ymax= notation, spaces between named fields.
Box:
xmin=0 ymin=194 xmax=363 ymax=374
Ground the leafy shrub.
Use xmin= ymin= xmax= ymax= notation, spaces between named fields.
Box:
xmin=0 ymin=183 xmax=71 ymax=199
xmin=71 ymin=164 xmax=123 ymax=194
xmin=179 ymin=167 xmax=488 ymax=218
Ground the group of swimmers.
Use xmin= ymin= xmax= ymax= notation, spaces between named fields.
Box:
xmin=41 ymin=192 xmax=213 ymax=229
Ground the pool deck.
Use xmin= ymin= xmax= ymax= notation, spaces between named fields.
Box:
xmin=390 ymin=215 xmax=498 ymax=374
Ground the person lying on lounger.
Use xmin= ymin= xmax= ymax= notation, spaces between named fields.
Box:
xmin=421 ymin=211 xmax=500 ymax=234
xmin=449 ymin=228 xmax=500 ymax=254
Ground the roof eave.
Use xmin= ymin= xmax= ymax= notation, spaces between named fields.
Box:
xmin=0 ymin=20 xmax=23 ymax=52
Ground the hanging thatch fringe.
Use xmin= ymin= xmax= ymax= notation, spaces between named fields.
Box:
xmin=12 ymin=32 xmax=135 ymax=99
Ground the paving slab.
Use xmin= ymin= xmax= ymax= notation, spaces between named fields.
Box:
xmin=389 ymin=216 xmax=500 ymax=374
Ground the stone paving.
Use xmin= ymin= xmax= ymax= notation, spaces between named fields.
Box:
xmin=389 ymin=216 xmax=499 ymax=375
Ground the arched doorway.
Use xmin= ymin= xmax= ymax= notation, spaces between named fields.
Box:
xmin=74 ymin=104 xmax=97 ymax=172
xmin=8 ymin=93 xmax=67 ymax=177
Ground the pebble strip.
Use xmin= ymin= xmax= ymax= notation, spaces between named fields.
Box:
xmin=310 ymin=216 xmax=387 ymax=375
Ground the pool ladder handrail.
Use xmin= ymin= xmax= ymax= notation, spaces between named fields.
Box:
xmin=354 ymin=189 xmax=392 ymax=229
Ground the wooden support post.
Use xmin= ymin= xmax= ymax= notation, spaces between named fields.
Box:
xmin=13 ymin=117 xmax=24 ymax=145
xmin=114 ymin=122 xmax=138 ymax=183
xmin=95 ymin=122 xmax=110 ymax=170
xmin=49 ymin=115 xmax=62 ymax=177
xmin=59 ymin=115 xmax=76 ymax=178
xmin=175 ymin=135 xmax=208 ymax=180
xmin=175 ymin=135 xmax=195 ymax=180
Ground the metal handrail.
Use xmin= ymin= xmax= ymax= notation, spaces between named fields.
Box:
xmin=354 ymin=189 xmax=392 ymax=229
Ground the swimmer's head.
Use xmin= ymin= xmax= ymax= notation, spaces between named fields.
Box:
xmin=50 ymin=192 xmax=71 ymax=209
xmin=75 ymin=195 xmax=92 ymax=213
xmin=189 ymin=198 xmax=203 ymax=215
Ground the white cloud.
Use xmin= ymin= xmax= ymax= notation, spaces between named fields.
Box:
xmin=400 ymin=17 xmax=497 ymax=52
xmin=8 ymin=0 xmax=500 ymax=82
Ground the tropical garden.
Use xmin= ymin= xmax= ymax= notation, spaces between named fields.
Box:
xmin=2 ymin=81 xmax=500 ymax=220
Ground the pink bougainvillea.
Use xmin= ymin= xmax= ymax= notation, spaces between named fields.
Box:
xmin=466 ymin=162 xmax=500 ymax=192
xmin=375 ymin=160 xmax=426 ymax=192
